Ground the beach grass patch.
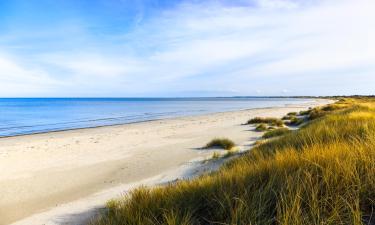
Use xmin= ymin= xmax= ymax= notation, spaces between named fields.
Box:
xmin=247 ymin=117 xmax=283 ymax=127
xmin=205 ymin=138 xmax=235 ymax=150
xmin=286 ymin=116 xmax=305 ymax=126
xmin=255 ymin=123 xmax=267 ymax=131
xmin=262 ymin=127 xmax=290 ymax=139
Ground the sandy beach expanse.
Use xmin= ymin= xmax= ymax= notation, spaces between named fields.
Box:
xmin=0 ymin=99 xmax=332 ymax=225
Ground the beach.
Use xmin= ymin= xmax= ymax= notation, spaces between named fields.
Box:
xmin=0 ymin=99 xmax=331 ymax=225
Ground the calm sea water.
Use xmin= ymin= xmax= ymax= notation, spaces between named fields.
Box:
xmin=0 ymin=98 xmax=312 ymax=137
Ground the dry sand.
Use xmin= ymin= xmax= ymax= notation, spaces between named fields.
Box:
xmin=0 ymin=99 xmax=332 ymax=225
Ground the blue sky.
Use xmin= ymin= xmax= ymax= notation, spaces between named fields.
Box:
xmin=0 ymin=0 xmax=374 ymax=97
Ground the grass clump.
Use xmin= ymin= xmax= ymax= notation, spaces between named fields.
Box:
xmin=205 ymin=138 xmax=235 ymax=150
xmin=247 ymin=117 xmax=284 ymax=127
xmin=308 ymin=108 xmax=327 ymax=120
xmin=307 ymin=102 xmax=348 ymax=120
xmin=287 ymin=116 xmax=305 ymax=126
xmin=262 ymin=127 xmax=290 ymax=138
xmin=283 ymin=112 xmax=298 ymax=120
xmin=321 ymin=104 xmax=345 ymax=111
xmin=254 ymin=139 xmax=268 ymax=146
xmin=255 ymin=123 xmax=268 ymax=131
xmin=91 ymin=97 xmax=375 ymax=225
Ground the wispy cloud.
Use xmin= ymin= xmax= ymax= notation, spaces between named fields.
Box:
xmin=0 ymin=0 xmax=374 ymax=97
xmin=0 ymin=54 xmax=62 ymax=96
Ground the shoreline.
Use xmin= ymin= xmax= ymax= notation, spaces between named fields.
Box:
xmin=0 ymin=99 xmax=332 ymax=225
xmin=0 ymin=99 xmax=316 ymax=139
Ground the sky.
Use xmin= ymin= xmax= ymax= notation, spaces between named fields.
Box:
xmin=0 ymin=0 xmax=374 ymax=97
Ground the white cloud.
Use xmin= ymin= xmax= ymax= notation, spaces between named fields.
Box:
xmin=0 ymin=54 xmax=62 ymax=96
xmin=0 ymin=0 xmax=374 ymax=96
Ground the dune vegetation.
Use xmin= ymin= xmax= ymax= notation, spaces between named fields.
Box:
xmin=247 ymin=117 xmax=284 ymax=127
xmin=286 ymin=116 xmax=304 ymax=126
xmin=255 ymin=123 xmax=268 ymax=131
xmin=90 ymin=98 xmax=375 ymax=225
xmin=262 ymin=127 xmax=290 ymax=139
xmin=287 ymin=112 xmax=298 ymax=116
xmin=205 ymin=138 xmax=235 ymax=150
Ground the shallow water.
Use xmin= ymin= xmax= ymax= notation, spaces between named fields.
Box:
xmin=0 ymin=97 xmax=312 ymax=137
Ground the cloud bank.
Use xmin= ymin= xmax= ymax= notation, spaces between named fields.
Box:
xmin=0 ymin=0 xmax=374 ymax=97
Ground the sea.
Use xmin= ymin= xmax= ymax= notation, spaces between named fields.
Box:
xmin=0 ymin=97 xmax=313 ymax=137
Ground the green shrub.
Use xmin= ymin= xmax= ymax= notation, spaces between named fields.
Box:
xmin=205 ymin=138 xmax=235 ymax=150
xmin=262 ymin=127 xmax=291 ymax=138
xmin=287 ymin=112 xmax=298 ymax=116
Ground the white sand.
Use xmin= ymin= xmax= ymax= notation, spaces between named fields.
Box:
xmin=0 ymin=99 xmax=332 ymax=225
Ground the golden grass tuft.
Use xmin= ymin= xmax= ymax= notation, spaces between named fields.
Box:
xmin=247 ymin=117 xmax=284 ymax=127
xmin=262 ymin=127 xmax=290 ymax=138
xmin=255 ymin=123 xmax=268 ymax=131
xmin=204 ymin=138 xmax=235 ymax=150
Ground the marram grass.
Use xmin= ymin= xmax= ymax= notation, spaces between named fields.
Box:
xmin=247 ymin=117 xmax=284 ymax=127
xmin=262 ymin=127 xmax=290 ymax=138
xmin=205 ymin=138 xmax=235 ymax=150
xmin=255 ymin=123 xmax=268 ymax=131
xmin=90 ymin=98 xmax=375 ymax=225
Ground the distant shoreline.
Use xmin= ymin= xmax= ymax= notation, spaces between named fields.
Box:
xmin=0 ymin=103 xmax=312 ymax=139
xmin=0 ymin=97 xmax=314 ymax=138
